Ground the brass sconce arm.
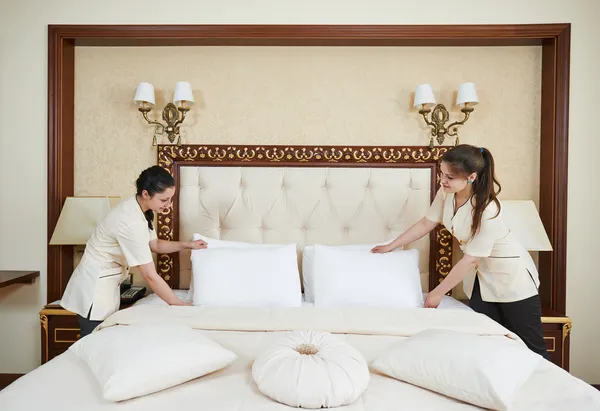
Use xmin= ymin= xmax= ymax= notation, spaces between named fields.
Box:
xmin=446 ymin=105 xmax=474 ymax=138
xmin=418 ymin=107 xmax=436 ymax=129
xmin=139 ymin=106 xmax=165 ymax=135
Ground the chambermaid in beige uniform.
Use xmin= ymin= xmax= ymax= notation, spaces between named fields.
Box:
xmin=425 ymin=188 xmax=539 ymax=303
xmin=61 ymin=195 xmax=156 ymax=321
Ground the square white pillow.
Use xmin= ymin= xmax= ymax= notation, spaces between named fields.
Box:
xmin=189 ymin=233 xmax=284 ymax=299
xmin=311 ymin=244 xmax=423 ymax=308
xmin=371 ymin=328 xmax=542 ymax=410
xmin=69 ymin=324 xmax=237 ymax=401
xmin=190 ymin=243 xmax=302 ymax=307
xmin=302 ymin=240 xmax=394 ymax=302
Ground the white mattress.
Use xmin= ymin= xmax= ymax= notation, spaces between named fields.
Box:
xmin=1 ymin=304 xmax=599 ymax=411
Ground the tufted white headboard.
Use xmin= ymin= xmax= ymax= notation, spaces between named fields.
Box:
xmin=156 ymin=145 xmax=453 ymax=293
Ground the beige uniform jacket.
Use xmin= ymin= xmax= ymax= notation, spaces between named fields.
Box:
xmin=61 ymin=195 xmax=157 ymax=320
xmin=426 ymin=188 xmax=539 ymax=303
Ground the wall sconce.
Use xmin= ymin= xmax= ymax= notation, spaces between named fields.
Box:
xmin=133 ymin=81 xmax=195 ymax=146
xmin=413 ymin=83 xmax=479 ymax=148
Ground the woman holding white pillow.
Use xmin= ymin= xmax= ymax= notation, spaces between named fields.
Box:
xmin=371 ymin=144 xmax=548 ymax=359
xmin=61 ymin=166 xmax=207 ymax=337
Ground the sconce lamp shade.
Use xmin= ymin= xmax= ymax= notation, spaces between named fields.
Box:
xmin=500 ymin=200 xmax=553 ymax=251
xmin=173 ymin=82 xmax=195 ymax=107
xmin=456 ymin=82 xmax=479 ymax=107
xmin=49 ymin=197 xmax=121 ymax=245
xmin=133 ymin=82 xmax=156 ymax=106
xmin=413 ymin=84 xmax=436 ymax=108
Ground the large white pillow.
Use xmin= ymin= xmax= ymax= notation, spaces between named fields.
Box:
xmin=371 ymin=328 xmax=542 ymax=410
xmin=311 ymin=244 xmax=423 ymax=308
xmin=252 ymin=330 xmax=370 ymax=408
xmin=189 ymin=233 xmax=284 ymax=299
xmin=302 ymin=240 xmax=394 ymax=302
xmin=190 ymin=243 xmax=302 ymax=307
xmin=69 ymin=324 xmax=237 ymax=401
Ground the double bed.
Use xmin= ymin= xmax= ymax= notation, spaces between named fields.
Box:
xmin=2 ymin=144 xmax=599 ymax=410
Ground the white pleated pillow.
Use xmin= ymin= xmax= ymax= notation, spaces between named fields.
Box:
xmin=252 ymin=330 xmax=370 ymax=408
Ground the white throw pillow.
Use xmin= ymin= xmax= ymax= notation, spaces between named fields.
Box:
xmin=189 ymin=233 xmax=285 ymax=299
xmin=302 ymin=240 xmax=395 ymax=302
xmin=190 ymin=243 xmax=302 ymax=307
xmin=69 ymin=324 xmax=237 ymax=401
xmin=371 ymin=328 xmax=541 ymax=410
xmin=311 ymin=244 xmax=423 ymax=308
xmin=252 ymin=330 xmax=370 ymax=408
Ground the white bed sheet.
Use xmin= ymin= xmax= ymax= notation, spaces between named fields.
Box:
xmin=1 ymin=305 xmax=599 ymax=411
xmin=132 ymin=289 xmax=475 ymax=311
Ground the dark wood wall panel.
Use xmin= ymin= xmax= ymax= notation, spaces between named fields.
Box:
xmin=47 ymin=29 xmax=75 ymax=303
xmin=47 ymin=24 xmax=570 ymax=314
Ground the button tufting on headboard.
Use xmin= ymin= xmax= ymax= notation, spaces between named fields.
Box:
xmin=175 ymin=166 xmax=433 ymax=292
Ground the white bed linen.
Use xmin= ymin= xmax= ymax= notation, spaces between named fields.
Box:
xmin=1 ymin=305 xmax=599 ymax=411
xmin=133 ymin=289 xmax=474 ymax=311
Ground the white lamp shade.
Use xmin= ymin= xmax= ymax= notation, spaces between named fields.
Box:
xmin=456 ymin=82 xmax=479 ymax=107
xmin=173 ymin=81 xmax=195 ymax=107
xmin=413 ymin=84 xmax=436 ymax=108
xmin=500 ymin=200 xmax=552 ymax=251
xmin=133 ymin=82 xmax=155 ymax=106
xmin=49 ymin=197 xmax=121 ymax=245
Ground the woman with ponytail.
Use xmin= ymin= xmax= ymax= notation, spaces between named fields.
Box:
xmin=372 ymin=144 xmax=548 ymax=359
xmin=61 ymin=166 xmax=207 ymax=337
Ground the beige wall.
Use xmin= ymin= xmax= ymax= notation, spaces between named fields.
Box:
xmin=0 ymin=0 xmax=598 ymax=384
xmin=74 ymin=46 xmax=542 ymax=205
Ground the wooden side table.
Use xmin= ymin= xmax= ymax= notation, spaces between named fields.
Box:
xmin=39 ymin=305 xmax=79 ymax=364
xmin=541 ymin=309 xmax=572 ymax=372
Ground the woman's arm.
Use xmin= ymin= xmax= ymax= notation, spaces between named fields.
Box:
xmin=136 ymin=262 xmax=190 ymax=306
xmin=371 ymin=217 xmax=439 ymax=253
xmin=424 ymin=254 xmax=479 ymax=307
xmin=149 ymin=239 xmax=207 ymax=254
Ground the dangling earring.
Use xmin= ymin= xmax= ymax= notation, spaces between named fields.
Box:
xmin=468 ymin=179 xmax=473 ymax=184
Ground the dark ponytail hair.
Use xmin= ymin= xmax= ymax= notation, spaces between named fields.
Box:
xmin=441 ymin=144 xmax=502 ymax=240
xmin=135 ymin=166 xmax=175 ymax=230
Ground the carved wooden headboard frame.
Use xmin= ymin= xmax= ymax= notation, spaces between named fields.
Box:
xmin=47 ymin=24 xmax=570 ymax=314
xmin=156 ymin=144 xmax=451 ymax=291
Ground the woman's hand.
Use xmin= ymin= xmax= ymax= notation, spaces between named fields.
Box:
xmin=370 ymin=244 xmax=394 ymax=254
xmin=170 ymin=299 xmax=192 ymax=306
xmin=424 ymin=291 xmax=443 ymax=308
xmin=187 ymin=240 xmax=207 ymax=250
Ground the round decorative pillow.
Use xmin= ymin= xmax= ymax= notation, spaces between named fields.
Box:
xmin=252 ymin=330 xmax=370 ymax=408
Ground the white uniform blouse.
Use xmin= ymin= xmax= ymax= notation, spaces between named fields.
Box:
xmin=425 ymin=188 xmax=539 ymax=303
xmin=61 ymin=195 xmax=157 ymax=321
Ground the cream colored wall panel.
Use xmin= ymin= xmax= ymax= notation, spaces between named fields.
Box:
xmin=74 ymin=46 xmax=541 ymax=207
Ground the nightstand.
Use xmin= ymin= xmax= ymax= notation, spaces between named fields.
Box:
xmin=39 ymin=305 xmax=79 ymax=364
xmin=541 ymin=309 xmax=572 ymax=372
xmin=40 ymin=302 xmax=135 ymax=364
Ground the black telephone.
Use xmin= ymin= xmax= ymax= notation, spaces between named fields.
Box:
xmin=120 ymin=285 xmax=146 ymax=304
